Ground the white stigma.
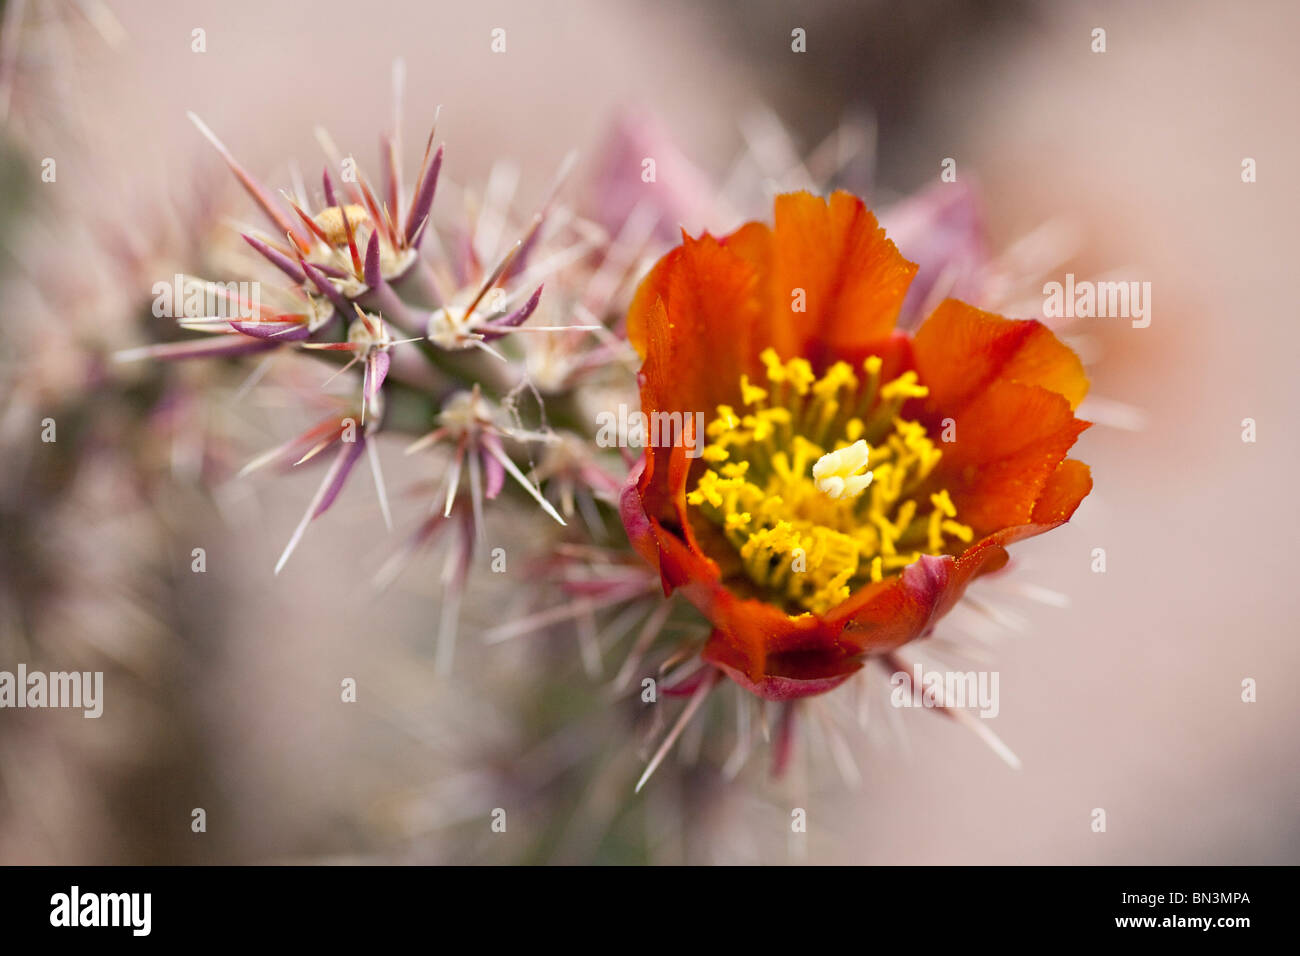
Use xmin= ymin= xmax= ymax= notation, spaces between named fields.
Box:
xmin=812 ymin=439 xmax=873 ymax=500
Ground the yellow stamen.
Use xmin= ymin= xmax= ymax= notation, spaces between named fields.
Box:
xmin=740 ymin=374 xmax=768 ymax=406
xmin=686 ymin=352 xmax=974 ymax=615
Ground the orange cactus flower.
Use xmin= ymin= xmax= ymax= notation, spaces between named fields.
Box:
xmin=620 ymin=191 xmax=1092 ymax=701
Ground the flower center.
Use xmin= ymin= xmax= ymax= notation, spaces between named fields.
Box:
xmin=686 ymin=348 xmax=973 ymax=615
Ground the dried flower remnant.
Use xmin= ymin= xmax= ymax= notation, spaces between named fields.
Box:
xmin=406 ymin=385 xmax=566 ymax=531
xmin=186 ymin=111 xmax=432 ymax=298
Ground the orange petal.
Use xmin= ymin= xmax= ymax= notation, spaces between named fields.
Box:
xmin=766 ymin=191 xmax=918 ymax=368
xmin=912 ymin=298 xmax=1089 ymax=411
xmin=828 ymin=493 xmax=1081 ymax=664
xmin=627 ymin=228 xmax=767 ymax=419
xmin=830 ymin=554 xmax=963 ymax=653
xmin=1031 ymin=458 xmax=1092 ymax=525
xmin=703 ymin=634 xmax=862 ymax=701
xmin=932 ymin=380 xmax=1090 ymax=535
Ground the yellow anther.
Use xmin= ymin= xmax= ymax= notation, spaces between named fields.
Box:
xmin=930 ymin=489 xmax=957 ymax=518
xmin=760 ymin=348 xmax=787 ymax=383
xmin=786 ymin=358 xmax=815 ymax=395
xmin=740 ymin=374 xmax=768 ymax=406
xmin=741 ymin=407 xmax=788 ymax=444
xmin=686 ymin=470 xmax=725 ymax=508
xmin=943 ymin=520 xmax=973 ymax=543
xmin=812 ymin=361 xmax=858 ymax=398
xmin=725 ymin=511 xmax=752 ymax=532
xmin=880 ymin=370 xmax=929 ymax=401
xmin=707 ymin=404 xmax=740 ymax=437
xmin=745 ymin=414 xmax=773 ymax=443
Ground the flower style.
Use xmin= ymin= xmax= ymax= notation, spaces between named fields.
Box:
xmin=620 ymin=191 xmax=1092 ymax=701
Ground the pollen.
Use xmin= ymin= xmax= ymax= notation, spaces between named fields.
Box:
xmin=685 ymin=352 xmax=973 ymax=615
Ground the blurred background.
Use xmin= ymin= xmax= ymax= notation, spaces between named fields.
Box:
xmin=0 ymin=0 xmax=1296 ymax=864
